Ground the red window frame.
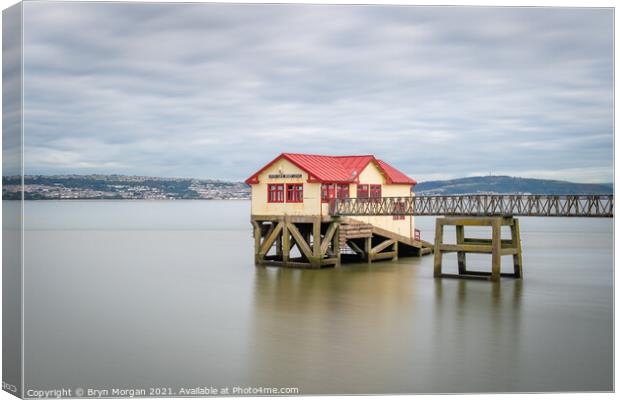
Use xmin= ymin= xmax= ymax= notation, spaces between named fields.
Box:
xmin=321 ymin=183 xmax=334 ymax=203
xmin=370 ymin=184 xmax=382 ymax=199
xmin=393 ymin=201 xmax=406 ymax=220
xmin=357 ymin=184 xmax=369 ymax=199
xmin=267 ymin=184 xmax=284 ymax=203
xmin=321 ymin=183 xmax=349 ymax=203
xmin=286 ymin=183 xmax=303 ymax=203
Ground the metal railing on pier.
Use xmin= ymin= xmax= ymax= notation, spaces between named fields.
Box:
xmin=329 ymin=194 xmax=614 ymax=218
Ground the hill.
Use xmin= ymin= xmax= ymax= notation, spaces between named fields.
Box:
xmin=2 ymin=174 xmax=613 ymax=200
xmin=414 ymin=176 xmax=613 ymax=195
xmin=2 ymin=175 xmax=250 ymax=200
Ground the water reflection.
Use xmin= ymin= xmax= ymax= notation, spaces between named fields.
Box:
xmin=430 ymin=279 xmax=523 ymax=392
xmin=20 ymin=203 xmax=612 ymax=393
xmin=248 ymin=263 xmax=530 ymax=394
xmin=248 ymin=264 xmax=422 ymax=394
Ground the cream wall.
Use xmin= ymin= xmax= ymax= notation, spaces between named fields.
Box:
xmin=250 ymin=158 xmax=416 ymax=239
xmin=320 ymin=161 xmax=416 ymax=238
xmin=250 ymin=158 xmax=322 ymax=216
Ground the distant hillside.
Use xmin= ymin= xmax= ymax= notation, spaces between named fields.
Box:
xmin=2 ymin=175 xmax=250 ymax=200
xmin=414 ymin=176 xmax=613 ymax=195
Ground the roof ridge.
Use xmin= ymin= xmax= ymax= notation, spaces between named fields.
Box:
xmin=282 ymin=152 xmax=375 ymax=158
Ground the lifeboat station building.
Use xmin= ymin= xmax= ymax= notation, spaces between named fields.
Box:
xmin=245 ymin=153 xmax=432 ymax=269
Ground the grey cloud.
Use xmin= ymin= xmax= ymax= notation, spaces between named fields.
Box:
xmin=20 ymin=2 xmax=613 ymax=182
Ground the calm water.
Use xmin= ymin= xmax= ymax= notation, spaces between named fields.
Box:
xmin=17 ymin=200 xmax=613 ymax=394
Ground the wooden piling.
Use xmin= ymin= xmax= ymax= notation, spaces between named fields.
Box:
xmin=433 ymin=216 xmax=523 ymax=282
xmin=251 ymin=215 xmax=430 ymax=269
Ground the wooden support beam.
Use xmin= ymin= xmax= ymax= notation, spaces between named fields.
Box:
xmin=347 ymin=240 xmax=366 ymax=257
xmin=491 ymin=218 xmax=501 ymax=282
xmin=311 ymin=217 xmax=322 ymax=267
xmin=261 ymin=222 xmax=275 ymax=249
xmin=282 ymin=219 xmax=290 ymax=263
xmin=332 ymin=225 xmax=341 ymax=265
xmin=433 ymin=219 xmax=444 ymax=277
xmin=287 ymin=222 xmax=314 ymax=260
xmin=313 ymin=217 xmax=321 ymax=257
xmin=275 ymin=235 xmax=282 ymax=257
xmin=260 ymin=260 xmax=319 ymax=269
xmin=259 ymin=221 xmax=283 ymax=256
xmin=463 ymin=238 xmax=514 ymax=245
xmin=365 ymin=237 xmax=372 ymax=263
xmin=456 ymin=224 xmax=466 ymax=274
xmin=321 ymin=257 xmax=339 ymax=266
xmin=321 ymin=222 xmax=339 ymax=256
xmin=372 ymin=251 xmax=397 ymax=261
xmin=252 ymin=220 xmax=262 ymax=263
xmin=433 ymin=216 xmax=521 ymax=281
xmin=511 ymin=218 xmax=523 ymax=278
xmin=393 ymin=241 xmax=398 ymax=261
xmin=438 ymin=244 xmax=493 ymax=253
xmin=371 ymin=239 xmax=396 ymax=255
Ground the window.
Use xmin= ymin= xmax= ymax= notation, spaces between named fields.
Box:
xmin=321 ymin=183 xmax=349 ymax=202
xmin=393 ymin=201 xmax=406 ymax=220
xmin=268 ymin=184 xmax=284 ymax=203
xmin=370 ymin=184 xmax=382 ymax=199
xmin=321 ymin=183 xmax=334 ymax=202
xmin=357 ymin=184 xmax=369 ymax=199
xmin=286 ymin=183 xmax=303 ymax=203
xmin=337 ymin=184 xmax=349 ymax=199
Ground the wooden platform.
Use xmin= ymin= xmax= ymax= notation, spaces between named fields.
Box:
xmin=252 ymin=215 xmax=432 ymax=269
xmin=433 ymin=216 xmax=523 ymax=282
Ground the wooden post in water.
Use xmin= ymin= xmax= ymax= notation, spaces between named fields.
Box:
xmin=433 ymin=220 xmax=444 ymax=278
xmin=282 ymin=216 xmax=290 ymax=264
xmin=365 ymin=236 xmax=372 ymax=263
xmin=433 ymin=216 xmax=523 ymax=282
xmin=510 ymin=218 xmax=523 ymax=278
xmin=491 ymin=218 xmax=502 ymax=282
xmin=311 ymin=216 xmax=322 ymax=268
xmin=456 ymin=224 xmax=466 ymax=274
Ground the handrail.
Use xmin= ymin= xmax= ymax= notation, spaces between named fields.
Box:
xmin=330 ymin=194 xmax=614 ymax=217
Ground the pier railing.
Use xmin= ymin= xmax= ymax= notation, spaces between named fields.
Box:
xmin=329 ymin=194 xmax=614 ymax=218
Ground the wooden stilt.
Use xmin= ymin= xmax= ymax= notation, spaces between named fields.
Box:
xmin=331 ymin=224 xmax=341 ymax=265
xmin=287 ymin=222 xmax=313 ymax=261
xmin=311 ymin=217 xmax=322 ymax=268
xmin=252 ymin=220 xmax=262 ymax=264
xmin=456 ymin=224 xmax=466 ymax=274
xmin=282 ymin=217 xmax=290 ymax=263
xmin=275 ymin=235 xmax=282 ymax=257
xmin=393 ymin=241 xmax=399 ymax=261
xmin=511 ymin=219 xmax=523 ymax=278
xmin=491 ymin=218 xmax=501 ymax=282
xmin=433 ymin=216 xmax=522 ymax=282
xmin=258 ymin=221 xmax=283 ymax=260
xmin=433 ymin=220 xmax=444 ymax=277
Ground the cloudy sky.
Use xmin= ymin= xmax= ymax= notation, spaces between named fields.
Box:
xmin=20 ymin=2 xmax=613 ymax=182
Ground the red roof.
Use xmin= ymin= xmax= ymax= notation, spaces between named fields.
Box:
xmin=245 ymin=153 xmax=416 ymax=185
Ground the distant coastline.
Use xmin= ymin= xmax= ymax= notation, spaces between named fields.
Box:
xmin=2 ymin=174 xmax=613 ymax=200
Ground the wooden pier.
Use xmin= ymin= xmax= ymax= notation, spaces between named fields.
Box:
xmin=331 ymin=194 xmax=614 ymax=218
xmin=433 ymin=216 xmax=522 ymax=282
xmin=328 ymin=194 xmax=612 ymax=280
xmin=252 ymin=215 xmax=340 ymax=269
xmin=246 ymin=153 xmax=612 ymax=278
xmin=252 ymin=215 xmax=432 ymax=269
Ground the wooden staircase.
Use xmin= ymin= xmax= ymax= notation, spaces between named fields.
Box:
xmin=338 ymin=218 xmax=433 ymax=263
